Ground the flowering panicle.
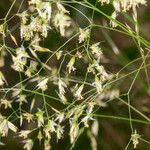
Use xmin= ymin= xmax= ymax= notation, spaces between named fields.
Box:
xmin=0 ymin=0 xmax=140 ymax=149
xmin=19 ymin=0 xmax=52 ymax=40
xmin=53 ymin=3 xmax=71 ymax=37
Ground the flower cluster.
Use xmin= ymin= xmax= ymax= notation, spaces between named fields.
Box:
xmin=0 ymin=0 xmax=147 ymax=150
xmin=53 ymin=3 xmax=71 ymax=37
xmin=20 ymin=0 xmax=52 ymax=40
xmin=99 ymin=0 xmax=147 ymax=27
xmin=99 ymin=0 xmax=146 ymax=11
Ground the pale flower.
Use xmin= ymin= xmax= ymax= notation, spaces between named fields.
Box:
xmin=0 ymin=119 xmax=9 ymax=137
xmin=48 ymin=120 xmax=57 ymax=132
xmin=110 ymin=11 xmax=118 ymax=28
xmin=94 ymin=63 xmax=108 ymax=81
xmin=90 ymin=43 xmax=102 ymax=54
xmin=113 ymin=1 xmax=121 ymax=12
xmin=0 ymin=114 xmax=17 ymax=137
xmin=99 ymin=0 xmax=146 ymax=11
xmin=79 ymin=28 xmax=90 ymax=43
xmin=119 ymin=0 xmax=146 ymax=11
xmin=90 ymin=42 xmax=103 ymax=58
xmin=19 ymin=130 xmax=31 ymax=139
xmin=53 ymin=12 xmax=71 ymax=36
xmin=58 ymin=79 xmax=67 ymax=95
xmin=37 ymin=130 xmax=43 ymax=143
xmin=81 ymin=115 xmax=94 ymax=127
xmin=58 ymin=93 xmax=67 ymax=104
xmin=69 ymin=121 xmax=79 ymax=143
xmin=131 ymin=130 xmax=141 ymax=149
xmin=23 ymin=139 xmax=33 ymax=150
xmin=44 ymin=120 xmax=57 ymax=139
xmin=11 ymin=46 xmax=29 ymax=72
xmin=87 ymin=102 xmax=96 ymax=114
xmin=43 ymin=127 xmax=51 ymax=140
xmin=76 ymin=51 xmax=83 ymax=58
xmin=88 ymin=59 xmax=108 ymax=77
xmin=71 ymin=105 xmax=85 ymax=121
xmin=57 ymin=3 xmax=69 ymax=14
xmin=37 ymin=77 xmax=49 ymax=91
xmin=16 ymin=46 xmax=29 ymax=58
xmin=16 ymin=95 xmax=27 ymax=105
xmin=74 ymin=84 xmax=84 ymax=100
xmin=29 ymin=17 xmax=42 ymax=32
xmin=98 ymin=0 xmax=110 ymax=5
xmin=0 ymin=24 xmax=5 ymax=35
xmin=67 ymin=56 xmax=76 ymax=74
xmin=56 ymin=125 xmax=64 ymax=140
xmin=25 ymin=61 xmax=38 ymax=77
xmin=44 ymin=120 xmax=57 ymax=137
xmin=44 ymin=140 xmax=51 ymax=150
xmin=87 ymin=63 xmax=96 ymax=74
xmin=12 ymin=87 xmax=22 ymax=97
xmin=36 ymin=2 xmax=52 ymax=20
xmin=56 ymin=51 xmax=63 ymax=60
xmin=0 ymin=99 xmax=12 ymax=109
xmin=28 ymin=0 xmax=41 ymax=5
xmin=81 ymin=102 xmax=95 ymax=127
xmin=23 ymin=113 xmax=34 ymax=123
xmin=18 ymin=11 xmax=29 ymax=24
xmin=55 ymin=113 xmax=65 ymax=124
xmin=20 ymin=24 xmax=33 ymax=40
xmin=95 ymin=76 xmax=103 ymax=94
xmin=52 ymin=3 xmax=71 ymax=37
xmin=91 ymin=120 xmax=99 ymax=137
xmin=36 ymin=110 xmax=44 ymax=127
